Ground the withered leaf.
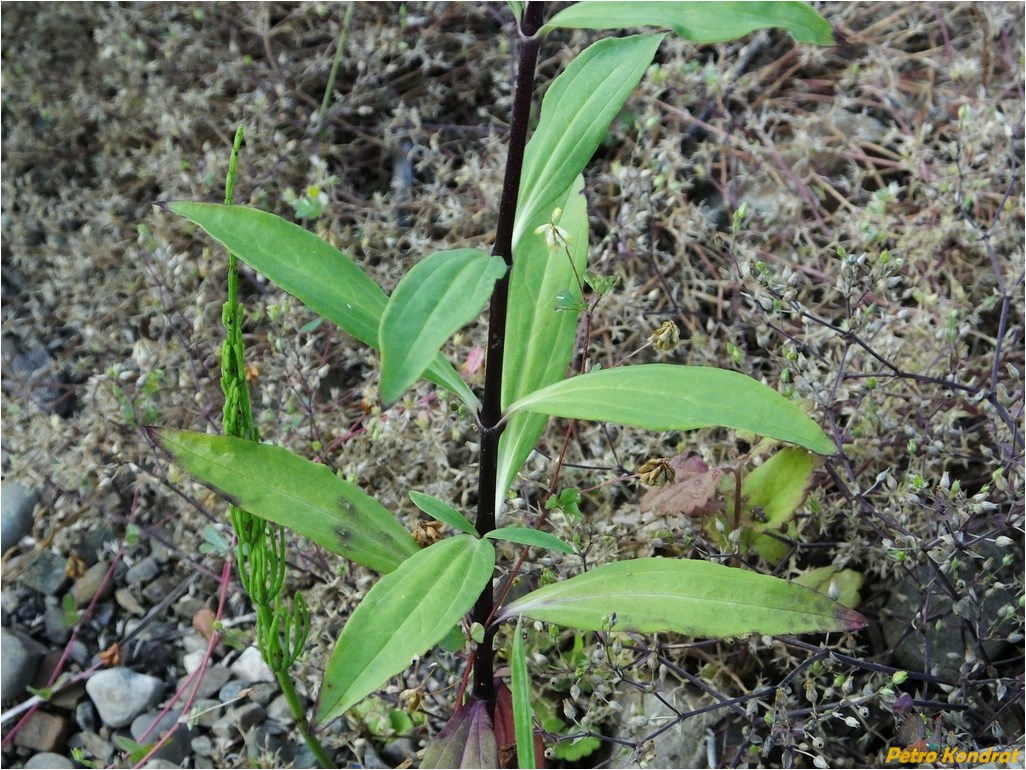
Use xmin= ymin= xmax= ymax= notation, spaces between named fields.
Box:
xmin=640 ymin=454 xmax=725 ymax=518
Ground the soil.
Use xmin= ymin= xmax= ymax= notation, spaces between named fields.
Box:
xmin=2 ymin=3 xmax=1023 ymax=768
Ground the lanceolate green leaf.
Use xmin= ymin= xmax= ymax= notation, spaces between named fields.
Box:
xmin=510 ymin=617 xmax=536 ymax=769
xmin=513 ymin=34 xmax=663 ymax=251
xmin=379 ymin=248 xmax=505 ymax=406
xmin=497 ymin=558 xmax=867 ymax=636
xmin=409 ymin=491 xmax=476 ymax=536
xmin=496 ymin=177 xmax=589 ymax=515
xmin=485 ymin=527 xmax=575 ymax=555
xmin=155 ymin=429 xmax=419 ymax=573
xmin=164 ymin=202 xmax=479 ymax=410
xmin=542 ymin=2 xmax=834 ymax=45
xmin=315 ymin=536 xmax=495 ymax=724
xmin=506 ymin=364 xmax=837 ymax=455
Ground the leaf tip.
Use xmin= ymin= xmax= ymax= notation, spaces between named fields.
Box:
xmin=838 ymin=606 xmax=869 ymax=632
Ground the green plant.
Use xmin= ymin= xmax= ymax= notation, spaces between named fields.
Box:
xmin=155 ymin=4 xmax=867 ymax=766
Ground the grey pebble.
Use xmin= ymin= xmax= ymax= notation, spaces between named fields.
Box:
xmin=381 ymin=736 xmax=417 ymax=767
xmin=1 ymin=626 xmax=47 ymax=703
xmin=75 ymin=700 xmax=98 ymax=732
xmin=130 ymin=709 xmax=195 ymax=766
xmin=266 ymin=693 xmax=295 ymax=725
xmin=67 ymin=731 xmax=114 ymax=766
xmin=18 ymin=550 xmax=70 ymax=596
xmin=141 ymin=575 xmax=177 ymax=604
xmin=1 ymin=480 xmax=38 ymax=551
xmin=178 ymin=664 xmax=232 ymax=700
xmin=248 ymin=682 xmax=279 ymax=706
xmin=228 ymin=646 xmax=276 ymax=683
xmin=211 ymin=702 xmax=266 ymax=738
xmin=85 ymin=667 xmax=165 ymax=728
xmin=187 ymin=698 xmax=224 ymax=728
xmin=114 ymin=587 xmax=147 ymax=616
xmin=71 ymin=560 xmax=113 ymax=608
xmin=75 ymin=526 xmax=116 ymax=566
xmin=218 ymin=678 xmax=252 ymax=703
xmin=42 ymin=603 xmax=73 ymax=645
xmin=125 ymin=556 xmax=159 ymax=585
xmin=245 ymin=720 xmax=292 ymax=765
xmin=191 ymin=734 xmax=214 ymax=756
xmin=23 ymin=751 xmax=75 ymax=769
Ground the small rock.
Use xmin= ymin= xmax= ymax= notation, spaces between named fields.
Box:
xmin=142 ymin=760 xmax=181 ymax=769
xmin=18 ymin=550 xmax=70 ymax=596
xmin=178 ymin=664 xmax=232 ymax=700
xmin=12 ymin=709 xmax=74 ymax=753
xmin=267 ymin=693 xmax=295 ymax=726
xmin=292 ymin=745 xmax=322 ymax=769
xmin=381 ymin=736 xmax=417 ymax=767
xmin=75 ymin=525 xmax=116 ymax=566
xmin=187 ymin=698 xmax=224 ymax=728
xmin=85 ymin=667 xmax=165 ymax=728
xmin=218 ymin=678 xmax=252 ymax=703
xmin=247 ymin=681 xmax=279 ymax=706
xmin=71 ymin=560 xmax=113 ymax=608
xmin=114 ymin=587 xmax=146 ymax=616
xmin=67 ymin=731 xmax=114 ymax=766
xmin=31 ymin=651 xmax=82 ymax=709
xmin=130 ymin=709 xmax=195 ymax=766
xmin=1 ymin=626 xmax=47 ymax=704
xmin=191 ymin=734 xmax=214 ymax=756
xmin=1 ymin=480 xmax=38 ymax=551
xmin=245 ymin=720 xmax=292 ymax=765
xmin=42 ymin=604 xmax=73 ymax=645
xmin=173 ymin=595 xmax=207 ymax=620
xmin=229 ymin=646 xmax=275 ymax=683
xmin=211 ymin=702 xmax=267 ymax=739
xmin=611 ymin=687 xmax=719 ymax=769
xmin=124 ymin=639 xmax=175 ymax=678
xmin=181 ymin=633 xmax=211 ymax=656
xmin=23 ymin=752 xmax=75 ymax=769
xmin=67 ymin=639 xmax=89 ymax=667
xmin=75 ymin=700 xmax=98 ymax=732
xmin=125 ymin=556 xmax=159 ymax=585
xmin=10 ymin=343 xmax=73 ymax=416
xmin=142 ymin=575 xmax=178 ymax=604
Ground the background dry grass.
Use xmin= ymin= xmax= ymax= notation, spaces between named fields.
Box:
xmin=2 ymin=2 xmax=1023 ymax=768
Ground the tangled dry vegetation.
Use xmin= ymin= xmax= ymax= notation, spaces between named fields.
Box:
xmin=2 ymin=3 xmax=1023 ymax=768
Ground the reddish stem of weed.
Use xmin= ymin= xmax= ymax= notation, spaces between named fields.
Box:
xmin=471 ymin=1 xmax=545 ymax=710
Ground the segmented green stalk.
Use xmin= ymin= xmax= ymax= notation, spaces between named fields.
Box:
xmin=220 ymin=125 xmax=331 ymax=768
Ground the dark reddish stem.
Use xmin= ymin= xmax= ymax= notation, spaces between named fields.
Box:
xmin=471 ymin=1 xmax=545 ymax=708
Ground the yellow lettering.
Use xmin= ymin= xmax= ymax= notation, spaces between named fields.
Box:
xmin=885 ymin=747 xmax=902 ymax=763
xmin=965 ymin=750 xmax=980 ymax=763
xmin=941 ymin=746 xmax=957 ymax=762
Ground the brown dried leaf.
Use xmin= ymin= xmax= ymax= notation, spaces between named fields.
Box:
xmin=640 ymin=454 xmax=725 ymax=518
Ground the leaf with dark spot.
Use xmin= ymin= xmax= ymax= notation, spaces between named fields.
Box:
xmin=155 ymin=429 xmax=419 ymax=573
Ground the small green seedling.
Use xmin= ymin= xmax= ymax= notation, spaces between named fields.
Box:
xmin=156 ymin=4 xmax=865 ymax=767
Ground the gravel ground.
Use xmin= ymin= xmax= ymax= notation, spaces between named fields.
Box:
xmin=2 ymin=3 xmax=1023 ymax=768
